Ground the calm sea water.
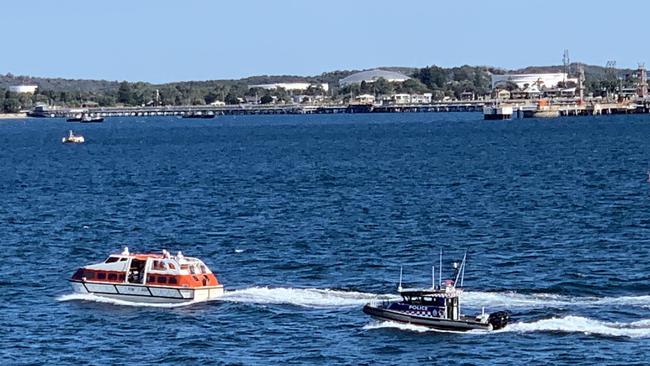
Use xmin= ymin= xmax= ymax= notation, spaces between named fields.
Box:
xmin=2 ymin=113 xmax=650 ymax=365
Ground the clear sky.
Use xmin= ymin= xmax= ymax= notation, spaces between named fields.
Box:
xmin=1 ymin=0 xmax=648 ymax=83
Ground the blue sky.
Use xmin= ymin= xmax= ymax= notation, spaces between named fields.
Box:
xmin=1 ymin=0 xmax=648 ymax=83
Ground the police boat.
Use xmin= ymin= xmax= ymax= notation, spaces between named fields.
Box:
xmin=363 ymin=251 xmax=509 ymax=332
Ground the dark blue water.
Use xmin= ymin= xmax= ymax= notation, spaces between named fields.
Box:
xmin=2 ymin=113 xmax=650 ymax=365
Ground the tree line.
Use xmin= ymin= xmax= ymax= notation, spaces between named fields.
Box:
xmin=1 ymin=64 xmax=643 ymax=112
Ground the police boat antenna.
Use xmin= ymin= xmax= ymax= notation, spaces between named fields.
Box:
xmin=439 ymin=248 xmax=443 ymax=288
xmin=398 ymin=266 xmax=403 ymax=292
xmin=460 ymin=251 xmax=467 ymax=287
xmin=431 ymin=265 xmax=435 ymax=289
xmin=454 ymin=251 xmax=468 ymax=288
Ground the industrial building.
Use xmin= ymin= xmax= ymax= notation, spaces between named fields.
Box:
xmin=490 ymin=73 xmax=577 ymax=90
xmin=389 ymin=93 xmax=433 ymax=104
xmin=247 ymin=82 xmax=329 ymax=92
xmin=338 ymin=69 xmax=410 ymax=87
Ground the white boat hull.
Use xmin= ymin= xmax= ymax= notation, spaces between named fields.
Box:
xmin=70 ymin=280 xmax=224 ymax=303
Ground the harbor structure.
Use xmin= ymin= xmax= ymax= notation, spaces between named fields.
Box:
xmin=483 ymin=58 xmax=650 ymax=120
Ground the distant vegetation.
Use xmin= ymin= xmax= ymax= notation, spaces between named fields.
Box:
xmin=0 ymin=63 xmax=642 ymax=112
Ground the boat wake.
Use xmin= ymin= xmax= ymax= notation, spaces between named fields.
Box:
xmin=220 ymin=287 xmax=395 ymax=308
xmin=57 ymin=293 xmax=198 ymax=308
xmin=363 ymin=321 xmax=464 ymax=334
xmin=365 ymin=316 xmax=650 ymax=338
xmin=220 ymin=288 xmax=650 ymax=309
xmin=57 ymin=287 xmax=394 ymax=309
xmin=462 ymin=291 xmax=650 ymax=309
xmin=57 ymin=287 xmax=650 ymax=311
xmin=499 ymin=316 xmax=650 ymax=338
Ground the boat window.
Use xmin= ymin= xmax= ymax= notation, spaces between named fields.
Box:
xmin=148 ymin=275 xmax=156 ymax=283
xmin=180 ymin=264 xmax=189 ymax=271
xmin=199 ymin=265 xmax=207 ymax=274
xmin=119 ymin=258 xmax=127 ymax=262
xmin=84 ymin=272 xmax=95 ymax=280
xmin=168 ymin=277 xmax=177 ymax=284
xmin=105 ymin=257 xmax=119 ymax=263
xmin=119 ymin=274 xmax=125 ymax=281
xmin=168 ymin=263 xmax=176 ymax=270
xmin=157 ymin=276 xmax=167 ymax=284
xmin=422 ymin=296 xmax=437 ymax=305
xmin=189 ymin=266 xmax=196 ymax=274
xmin=97 ymin=272 xmax=106 ymax=280
xmin=108 ymin=273 xmax=117 ymax=281
xmin=152 ymin=260 xmax=167 ymax=271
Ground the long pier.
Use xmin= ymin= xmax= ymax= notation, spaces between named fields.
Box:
xmin=29 ymin=101 xmax=486 ymax=118
xmin=29 ymin=99 xmax=650 ymax=119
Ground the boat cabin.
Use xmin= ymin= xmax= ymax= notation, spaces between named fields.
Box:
xmin=398 ymin=288 xmax=461 ymax=320
xmin=71 ymin=248 xmax=220 ymax=288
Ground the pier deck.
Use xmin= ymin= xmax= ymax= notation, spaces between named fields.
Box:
xmin=27 ymin=99 xmax=650 ymax=119
xmin=28 ymin=101 xmax=486 ymax=118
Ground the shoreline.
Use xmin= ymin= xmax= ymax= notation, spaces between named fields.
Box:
xmin=0 ymin=113 xmax=27 ymax=119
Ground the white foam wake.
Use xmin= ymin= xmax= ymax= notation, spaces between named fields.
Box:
xmin=221 ymin=287 xmax=396 ymax=308
xmin=57 ymin=293 xmax=199 ymax=308
xmin=57 ymin=287 xmax=394 ymax=309
xmin=57 ymin=287 xmax=650 ymax=311
xmin=363 ymin=321 xmax=467 ymax=334
xmin=501 ymin=316 xmax=650 ymax=338
xmin=220 ymin=288 xmax=648 ymax=310
xmin=365 ymin=317 xmax=650 ymax=338
xmin=462 ymin=291 xmax=650 ymax=309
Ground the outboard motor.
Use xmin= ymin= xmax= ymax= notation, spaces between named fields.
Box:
xmin=488 ymin=311 xmax=510 ymax=330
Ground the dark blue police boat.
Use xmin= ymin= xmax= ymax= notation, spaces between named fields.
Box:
xmin=363 ymin=252 xmax=509 ymax=332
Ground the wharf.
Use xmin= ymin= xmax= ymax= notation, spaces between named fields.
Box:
xmin=483 ymin=100 xmax=650 ymax=120
xmin=28 ymin=101 xmax=485 ymax=118
xmin=27 ymin=99 xmax=650 ymax=119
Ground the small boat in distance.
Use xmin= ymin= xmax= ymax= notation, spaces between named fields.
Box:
xmin=61 ymin=130 xmax=85 ymax=144
xmin=69 ymin=247 xmax=224 ymax=303
xmin=81 ymin=114 xmax=104 ymax=123
xmin=362 ymin=251 xmax=509 ymax=332
xmin=182 ymin=111 xmax=216 ymax=119
xmin=67 ymin=113 xmax=104 ymax=123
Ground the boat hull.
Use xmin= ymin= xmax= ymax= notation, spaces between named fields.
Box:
xmin=182 ymin=115 xmax=215 ymax=119
xmin=62 ymin=137 xmax=84 ymax=143
xmin=363 ymin=304 xmax=492 ymax=332
xmin=70 ymin=280 xmax=224 ymax=303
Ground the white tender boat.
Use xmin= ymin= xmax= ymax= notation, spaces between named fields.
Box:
xmin=69 ymin=247 xmax=225 ymax=303
xmin=62 ymin=130 xmax=85 ymax=144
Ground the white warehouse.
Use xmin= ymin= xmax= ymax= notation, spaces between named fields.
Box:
xmin=491 ymin=73 xmax=577 ymax=89
xmin=248 ymin=82 xmax=329 ymax=92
